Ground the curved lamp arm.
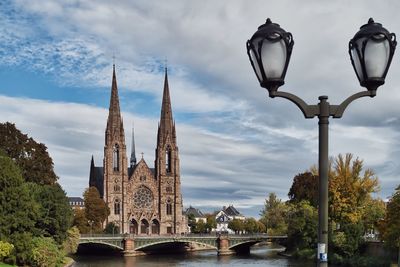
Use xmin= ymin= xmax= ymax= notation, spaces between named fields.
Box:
xmin=331 ymin=90 xmax=376 ymax=118
xmin=269 ymin=90 xmax=319 ymax=119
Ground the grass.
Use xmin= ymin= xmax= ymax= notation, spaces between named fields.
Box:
xmin=0 ymin=263 xmax=16 ymax=267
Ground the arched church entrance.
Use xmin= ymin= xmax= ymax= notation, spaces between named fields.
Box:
xmin=151 ymin=219 xmax=160 ymax=235
xmin=129 ymin=219 xmax=138 ymax=235
xmin=141 ymin=219 xmax=149 ymax=235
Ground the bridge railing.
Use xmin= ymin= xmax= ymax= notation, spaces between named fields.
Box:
xmin=80 ymin=234 xmax=125 ymax=238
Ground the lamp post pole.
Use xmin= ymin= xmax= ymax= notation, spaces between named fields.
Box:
xmin=247 ymin=18 xmax=396 ymax=267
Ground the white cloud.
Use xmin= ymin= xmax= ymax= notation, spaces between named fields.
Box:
xmin=1 ymin=0 xmax=400 ymax=217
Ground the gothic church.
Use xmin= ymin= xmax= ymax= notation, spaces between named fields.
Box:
xmin=89 ymin=65 xmax=186 ymax=235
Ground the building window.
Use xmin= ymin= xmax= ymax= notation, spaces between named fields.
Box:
xmin=114 ymin=184 xmax=120 ymax=192
xmin=166 ymin=148 xmax=171 ymax=173
xmin=166 ymin=199 xmax=172 ymax=215
xmin=114 ymin=199 xmax=121 ymax=215
xmin=113 ymin=144 xmax=119 ymax=171
xmin=166 ymin=186 xmax=172 ymax=193
xmin=140 ymin=175 xmax=146 ymax=182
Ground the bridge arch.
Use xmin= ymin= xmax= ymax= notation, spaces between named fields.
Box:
xmin=78 ymin=240 xmax=124 ymax=251
xmin=134 ymin=239 xmax=217 ymax=251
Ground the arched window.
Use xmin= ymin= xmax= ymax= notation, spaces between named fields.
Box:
xmin=113 ymin=144 xmax=119 ymax=171
xmin=166 ymin=199 xmax=172 ymax=215
xmin=114 ymin=199 xmax=120 ymax=215
xmin=166 ymin=147 xmax=172 ymax=173
xmin=114 ymin=184 xmax=120 ymax=192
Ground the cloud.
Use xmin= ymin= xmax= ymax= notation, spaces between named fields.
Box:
xmin=1 ymin=0 xmax=400 ymax=217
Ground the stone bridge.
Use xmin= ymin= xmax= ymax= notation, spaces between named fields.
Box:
xmin=79 ymin=234 xmax=287 ymax=256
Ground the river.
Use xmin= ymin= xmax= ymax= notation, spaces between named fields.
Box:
xmin=71 ymin=244 xmax=314 ymax=267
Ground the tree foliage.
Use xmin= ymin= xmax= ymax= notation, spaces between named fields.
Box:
xmin=0 ymin=241 xmax=14 ymax=260
xmin=62 ymin=227 xmax=80 ymax=255
xmin=286 ymin=201 xmax=318 ymax=251
xmin=288 ymin=172 xmax=318 ymax=207
xmin=0 ymin=122 xmax=58 ymax=184
xmin=286 ymin=153 xmax=384 ymax=260
xmin=31 ymin=236 xmax=64 ymax=267
xmin=31 ymin=183 xmax=73 ymax=244
xmin=84 ymin=187 xmax=109 ymax=232
xmin=380 ymin=185 xmax=400 ymax=248
xmin=72 ymin=209 xmax=90 ymax=234
xmin=244 ymin=218 xmax=259 ymax=234
xmin=260 ymin=193 xmax=288 ymax=235
xmin=228 ymin=219 xmax=244 ymax=234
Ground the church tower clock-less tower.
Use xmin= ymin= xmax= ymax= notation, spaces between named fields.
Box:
xmin=155 ymin=69 xmax=183 ymax=234
xmin=103 ymin=65 xmax=127 ymax=232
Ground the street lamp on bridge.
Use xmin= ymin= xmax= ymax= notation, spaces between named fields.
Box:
xmin=246 ymin=18 xmax=396 ymax=267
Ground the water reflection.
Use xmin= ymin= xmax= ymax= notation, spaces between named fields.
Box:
xmin=72 ymin=244 xmax=314 ymax=267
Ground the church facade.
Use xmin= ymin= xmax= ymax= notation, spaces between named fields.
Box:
xmin=89 ymin=65 xmax=186 ymax=235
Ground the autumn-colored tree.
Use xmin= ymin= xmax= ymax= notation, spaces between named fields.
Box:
xmin=0 ymin=122 xmax=58 ymax=185
xmin=72 ymin=209 xmax=90 ymax=234
xmin=328 ymin=153 xmax=379 ymax=224
xmin=260 ymin=193 xmax=288 ymax=235
xmin=84 ymin=187 xmax=109 ymax=232
xmin=288 ymin=172 xmax=318 ymax=207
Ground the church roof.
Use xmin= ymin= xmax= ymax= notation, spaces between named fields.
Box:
xmin=185 ymin=206 xmax=205 ymax=218
xmin=223 ymin=205 xmax=243 ymax=217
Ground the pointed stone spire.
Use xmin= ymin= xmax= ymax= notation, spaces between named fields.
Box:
xmin=130 ymin=122 xmax=137 ymax=167
xmin=158 ymin=67 xmax=174 ymax=142
xmin=106 ymin=64 xmax=124 ymax=143
xmin=89 ymin=155 xmax=96 ymax=187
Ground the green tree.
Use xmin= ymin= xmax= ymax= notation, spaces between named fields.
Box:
xmin=228 ymin=219 xmax=244 ymax=234
xmin=244 ymin=218 xmax=259 ymax=234
xmin=84 ymin=187 xmax=109 ymax=232
xmin=0 ymin=154 xmax=40 ymax=265
xmin=257 ymin=220 xmax=266 ymax=233
xmin=62 ymin=227 xmax=80 ymax=255
xmin=72 ymin=209 xmax=90 ymax=234
xmin=104 ymin=222 xmax=120 ymax=235
xmin=31 ymin=236 xmax=63 ymax=267
xmin=286 ymin=201 xmax=318 ymax=251
xmin=187 ymin=214 xmax=197 ymax=233
xmin=205 ymin=214 xmax=217 ymax=233
xmin=260 ymin=193 xmax=288 ymax=235
xmin=288 ymin=172 xmax=318 ymax=207
xmin=0 ymin=122 xmax=58 ymax=185
xmin=195 ymin=220 xmax=207 ymax=234
xmin=31 ymin=183 xmax=73 ymax=244
xmin=380 ymin=185 xmax=400 ymax=248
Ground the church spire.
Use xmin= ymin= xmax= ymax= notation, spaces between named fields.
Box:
xmin=130 ymin=122 xmax=137 ymax=167
xmin=106 ymin=64 xmax=124 ymax=142
xmin=158 ymin=67 xmax=174 ymax=141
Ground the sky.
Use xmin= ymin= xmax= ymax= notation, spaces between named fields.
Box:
xmin=1 ymin=0 xmax=400 ymax=218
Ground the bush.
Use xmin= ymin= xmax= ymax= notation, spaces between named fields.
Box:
xmin=62 ymin=227 xmax=80 ymax=255
xmin=0 ymin=241 xmax=14 ymax=260
xmin=31 ymin=237 xmax=63 ymax=267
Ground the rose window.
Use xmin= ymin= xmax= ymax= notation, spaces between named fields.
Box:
xmin=133 ymin=186 xmax=153 ymax=209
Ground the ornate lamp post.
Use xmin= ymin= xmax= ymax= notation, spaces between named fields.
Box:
xmin=247 ymin=18 xmax=396 ymax=267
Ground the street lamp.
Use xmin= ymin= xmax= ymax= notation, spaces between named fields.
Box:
xmin=247 ymin=18 xmax=396 ymax=267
